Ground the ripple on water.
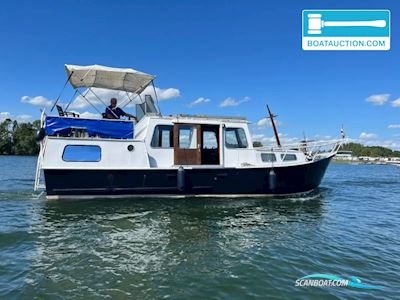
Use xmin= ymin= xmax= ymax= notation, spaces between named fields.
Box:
xmin=0 ymin=159 xmax=399 ymax=299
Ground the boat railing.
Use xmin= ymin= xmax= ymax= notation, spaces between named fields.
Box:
xmin=255 ymin=139 xmax=344 ymax=162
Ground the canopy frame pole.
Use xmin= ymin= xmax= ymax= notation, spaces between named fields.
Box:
xmin=118 ymin=91 xmax=138 ymax=114
xmin=120 ymin=74 xmax=148 ymax=109
xmin=50 ymin=71 xmax=74 ymax=112
xmin=151 ymin=81 xmax=161 ymax=114
xmin=64 ymin=89 xmax=79 ymax=112
xmin=128 ymin=92 xmax=140 ymax=107
xmin=119 ymin=66 xmax=149 ymax=110
xmin=70 ymin=67 xmax=117 ymax=118
xmin=114 ymin=92 xmax=130 ymax=108
xmin=116 ymin=72 xmax=131 ymax=107
xmin=88 ymin=87 xmax=118 ymax=119
xmin=80 ymin=65 xmax=95 ymax=82
xmin=76 ymin=89 xmax=103 ymax=115
xmin=123 ymin=93 xmax=146 ymax=115
xmin=119 ymin=92 xmax=139 ymax=109
xmin=119 ymin=69 xmax=146 ymax=108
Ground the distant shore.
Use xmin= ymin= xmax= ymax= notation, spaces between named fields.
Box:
xmin=333 ymin=158 xmax=400 ymax=166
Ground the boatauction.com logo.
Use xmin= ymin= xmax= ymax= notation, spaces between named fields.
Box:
xmin=295 ymin=274 xmax=384 ymax=289
xmin=302 ymin=10 xmax=390 ymax=51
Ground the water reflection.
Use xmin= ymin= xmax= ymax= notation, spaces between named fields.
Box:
xmin=21 ymin=192 xmax=325 ymax=298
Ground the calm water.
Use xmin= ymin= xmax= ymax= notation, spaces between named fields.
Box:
xmin=0 ymin=156 xmax=399 ymax=299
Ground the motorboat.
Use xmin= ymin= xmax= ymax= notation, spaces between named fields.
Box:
xmin=34 ymin=64 xmax=342 ymax=199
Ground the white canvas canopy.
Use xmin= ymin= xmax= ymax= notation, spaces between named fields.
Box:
xmin=65 ymin=64 xmax=155 ymax=94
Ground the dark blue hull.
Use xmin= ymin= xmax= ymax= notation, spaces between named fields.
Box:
xmin=44 ymin=156 xmax=332 ymax=198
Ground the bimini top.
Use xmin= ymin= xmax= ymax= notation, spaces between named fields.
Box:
xmin=65 ymin=64 xmax=155 ymax=94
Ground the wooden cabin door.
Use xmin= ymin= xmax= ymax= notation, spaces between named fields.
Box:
xmin=174 ymin=123 xmax=201 ymax=165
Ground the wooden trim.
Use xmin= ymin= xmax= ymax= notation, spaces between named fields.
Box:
xmin=174 ymin=123 xmax=201 ymax=165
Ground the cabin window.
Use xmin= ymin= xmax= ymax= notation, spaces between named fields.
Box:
xmin=62 ymin=145 xmax=101 ymax=162
xmin=261 ymin=153 xmax=276 ymax=162
xmin=203 ymin=131 xmax=218 ymax=149
xmin=151 ymin=125 xmax=174 ymax=148
xmin=179 ymin=126 xmax=197 ymax=149
xmin=281 ymin=154 xmax=297 ymax=161
xmin=225 ymin=128 xmax=248 ymax=148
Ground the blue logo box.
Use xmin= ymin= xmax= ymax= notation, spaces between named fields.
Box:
xmin=302 ymin=10 xmax=390 ymax=37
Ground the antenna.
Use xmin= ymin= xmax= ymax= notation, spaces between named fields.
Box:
xmin=266 ymin=105 xmax=281 ymax=147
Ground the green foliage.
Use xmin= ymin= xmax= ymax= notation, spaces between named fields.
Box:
xmin=341 ymin=142 xmax=400 ymax=158
xmin=0 ymin=119 xmax=13 ymax=154
xmin=0 ymin=119 xmax=39 ymax=155
xmin=253 ymin=141 xmax=263 ymax=148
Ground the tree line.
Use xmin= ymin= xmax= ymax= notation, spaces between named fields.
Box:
xmin=254 ymin=141 xmax=400 ymax=158
xmin=341 ymin=142 xmax=400 ymax=158
xmin=0 ymin=119 xmax=40 ymax=155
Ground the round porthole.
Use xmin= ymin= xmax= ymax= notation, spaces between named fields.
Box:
xmin=127 ymin=145 xmax=135 ymax=152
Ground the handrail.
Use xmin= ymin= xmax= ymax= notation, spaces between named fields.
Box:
xmin=34 ymin=137 xmax=47 ymax=191
xmin=256 ymin=139 xmax=345 ymax=152
xmin=254 ymin=139 xmax=345 ymax=162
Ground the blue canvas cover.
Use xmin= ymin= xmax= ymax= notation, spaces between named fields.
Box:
xmin=45 ymin=116 xmax=134 ymax=139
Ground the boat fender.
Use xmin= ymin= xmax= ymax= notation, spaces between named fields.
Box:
xmin=177 ymin=166 xmax=185 ymax=192
xmin=269 ymin=169 xmax=277 ymax=191
xmin=35 ymin=128 xmax=46 ymax=142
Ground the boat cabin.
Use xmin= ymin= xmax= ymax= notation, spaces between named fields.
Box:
xmin=39 ymin=112 xmax=313 ymax=172
xmin=137 ymin=114 xmax=253 ymax=168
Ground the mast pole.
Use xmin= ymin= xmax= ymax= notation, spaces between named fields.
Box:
xmin=267 ymin=105 xmax=281 ymax=147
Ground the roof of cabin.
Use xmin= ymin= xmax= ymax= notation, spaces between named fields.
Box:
xmin=176 ymin=114 xmax=246 ymax=120
xmin=148 ymin=114 xmax=249 ymax=123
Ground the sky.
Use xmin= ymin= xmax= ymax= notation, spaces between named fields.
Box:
xmin=0 ymin=0 xmax=399 ymax=148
